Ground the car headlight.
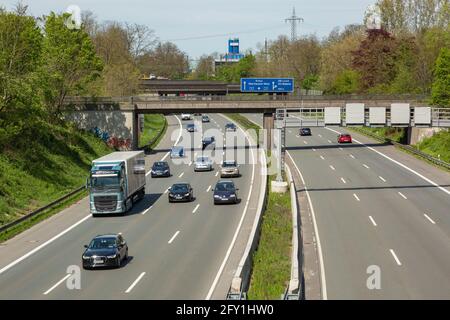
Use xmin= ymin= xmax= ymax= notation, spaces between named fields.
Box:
xmin=82 ymin=256 xmax=90 ymax=260
xmin=230 ymin=195 xmax=236 ymax=197
xmin=184 ymin=193 xmax=190 ymax=196
xmin=164 ymin=169 xmax=169 ymax=173
xmin=214 ymin=195 xmax=220 ymax=198
xmin=107 ymin=254 xmax=117 ymax=259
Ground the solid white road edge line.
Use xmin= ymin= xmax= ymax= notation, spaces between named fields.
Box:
xmin=287 ymin=151 xmax=328 ymax=300
xmin=325 ymin=127 xmax=450 ymax=196
xmin=125 ymin=272 xmax=146 ymax=293
xmin=43 ymin=274 xmax=71 ymax=295
xmin=205 ymin=114 xmax=256 ymax=300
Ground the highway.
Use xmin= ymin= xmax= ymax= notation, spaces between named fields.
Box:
xmin=0 ymin=114 xmax=263 ymax=299
xmin=244 ymin=113 xmax=450 ymax=299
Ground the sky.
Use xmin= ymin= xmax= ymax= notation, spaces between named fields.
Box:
xmin=2 ymin=0 xmax=376 ymax=59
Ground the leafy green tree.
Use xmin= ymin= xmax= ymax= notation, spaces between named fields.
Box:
xmin=331 ymin=70 xmax=360 ymax=94
xmin=215 ymin=54 xmax=256 ymax=83
xmin=39 ymin=12 xmax=103 ymax=117
xmin=431 ymin=47 xmax=450 ymax=106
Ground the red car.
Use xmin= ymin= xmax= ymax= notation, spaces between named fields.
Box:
xmin=338 ymin=134 xmax=352 ymax=143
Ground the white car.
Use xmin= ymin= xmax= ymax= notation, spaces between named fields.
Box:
xmin=181 ymin=113 xmax=192 ymax=120
xmin=194 ymin=156 xmax=213 ymax=172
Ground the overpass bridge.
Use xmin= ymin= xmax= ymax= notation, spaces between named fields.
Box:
xmin=63 ymin=95 xmax=449 ymax=150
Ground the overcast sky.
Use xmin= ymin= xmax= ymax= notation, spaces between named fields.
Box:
xmin=2 ymin=0 xmax=375 ymax=59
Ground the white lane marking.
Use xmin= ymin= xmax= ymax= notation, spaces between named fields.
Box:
xmin=318 ymin=134 xmax=322 ymax=138
xmin=398 ymin=192 xmax=408 ymax=200
xmin=164 ymin=188 xmax=169 ymax=194
xmin=192 ymin=204 xmax=200 ymax=214
xmin=325 ymin=127 xmax=450 ymax=196
xmin=312 ymin=148 xmax=316 ymax=152
xmin=379 ymin=176 xmax=386 ymax=182
xmin=188 ymin=161 xmax=192 ymax=166
xmin=303 ymin=141 xmax=308 ymax=145
xmin=320 ymin=155 xmax=325 ymax=160
xmin=223 ymin=151 xmax=225 ymax=155
xmin=339 ymin=147 xmax=343 ymax=151
xmin=142 ymin=206 xmax=153 ymax=215
xmin=329 ymin=165 xmax=335 ymax=171
xmin=206 ymin=113 xmax=257 ymax=300
xmin=215 ymin=171 xmax=219 ymax=177
xmin=353 ymin=193 xmax=360 ymax=201
xmin=168 ymin=231 xmax=180 ymax=244
xmin=289 ymin=130 xmax=292 ymax=133
xmin=0 ymin=214 xmax=91 ymax=275
xmin=340 ymin=177 xmax=347 ymax=184
xmin=349 ymin=154 xmax=355 ymax=159
xmin=363 ymin=164 xmax=370 ymax=169
xmin=296 ymin=135 xmax=300 ymax=138
xmin=424 ymin=214 xmax=436 ymax=224
xmin=159 ymin=152 xmax=170 ymax=163
xmin=390 ymin=249 xmax=402 ymax=266
xmin=287 ymin=152 xmax=327 ymax=300
xmin=125 ymin=272 xmax=146 ymax=293
xmin=43 ymin=274 xmax=71 ymax=295
xmin=178 ymin=172 xmax=184 ymax=178
xmin=327 ymin=140 xmax=332 ymax=143
xmin=206 ymin=185 xmax=211 ymax=192
xmin=369 ymin=216 xmax=377 ymax=227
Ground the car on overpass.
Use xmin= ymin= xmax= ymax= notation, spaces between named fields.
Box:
xmin=225 ymin=123 xmax=237 ymax=132
xmin=170 ymin=146 xmax=185 ymax=158
xmin=299 ymin=128 xmax=312 ymax=136
xmin=202 ymin=136 xmax=216 ymax=150
xmin=338 ymin=133 xmax=352 ymax=144
xmin=194 ymin=156 xmax=213 ymax=172
xmin=220 ymin=160 xmax=240 ymax=178
xmin=212 ymin=180 xmax=239 ymax=205
xmin=186 ymin=124 xmax=197 ymax=132
xmin=150 ymin=161 xmax=170 ymax=177
xmin=202 ymin=115 xmax=210 ymax=123
xmin=168 ymin=183 xmax=194 ymax=202
xmin=181 ymin=113 xmax=192 ymax=120
xmin=82 ymin=233 xmax=128 ymax=269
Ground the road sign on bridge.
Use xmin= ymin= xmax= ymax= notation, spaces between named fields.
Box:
xmin=240 ymin=78 xmax=294 ymax=93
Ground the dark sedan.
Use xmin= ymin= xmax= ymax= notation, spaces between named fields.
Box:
xmin=299 ymin=128 xmax=312 ymax=136
xmin=186 ymin=124 xmax=197 ymax=132
xmin=151 ymin=161 xmax=170 ymax=177
xmin=168 ymin=183 xmax=194 ymax=202
xmin=82 ymin=234 xmax=128 ymax=269
xmin=225 ymin=123 xmax=237 ymax=132
xmin=202 ymin=136 xmax=216 ymax=150
xmin=212 ymin=180 xmax=239 ymax=204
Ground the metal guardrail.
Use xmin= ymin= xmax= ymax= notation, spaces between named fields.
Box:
xmin=138 ymin=116 xmax=168 ymax=152
xmin=0 ymin=186 xmax=85 ymax=234
xmin=350 ymin=128 xmax=450 ymax=170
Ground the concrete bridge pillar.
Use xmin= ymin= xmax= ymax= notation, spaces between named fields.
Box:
xmin=132 ymin=106 xmax=139 ymax=150
xmin=263 ymin=112 xmax=274 ymax=151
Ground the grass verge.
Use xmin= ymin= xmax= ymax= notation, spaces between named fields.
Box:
xmin=138 ymin=114 xmax=167 ymax=148
xmin=227 ymin=113 xmax=261 ymax=142
xmin=247 ymin=174 xmax=292 ymax=300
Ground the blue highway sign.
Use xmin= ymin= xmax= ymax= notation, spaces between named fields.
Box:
xmin=240 ymin=78 xmax=294 ymax=93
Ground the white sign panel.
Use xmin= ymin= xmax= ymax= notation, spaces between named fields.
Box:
xmin=345 ymin=103 xmax=365 ymax=125
xmin=391 ymin=103 xmax=410 ymax=125
xmin=414 ymin=107 xmax=431 ymax=125
xmin=369 ymin=107 xmax=386 ymax=125
xmin=325 ymin=107 xmax=341 ymax=125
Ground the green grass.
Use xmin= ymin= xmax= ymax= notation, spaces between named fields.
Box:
xmin=138 ymin=114 xmax=167 ymax=148
xmin=247 ymin=175 xmax=292 ymax=300
xmin=358 ymin=127 xmax=407 ymax=143
xmin=0 ymin=121 xmax=112 ymax=228
xmin=416 ymin=130 xmax=450 ymax=163
xmin=227 ymin=113 xmax=261 ymax=143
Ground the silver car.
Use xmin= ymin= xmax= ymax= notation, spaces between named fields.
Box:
xmin=194 ymin=156 xmax=213 ymax=172
xmin=220 ymin=160 xmax=240 ymax=177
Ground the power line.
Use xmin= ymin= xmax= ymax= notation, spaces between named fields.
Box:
xmin=285 ymin=7 xmax=303 ymax=41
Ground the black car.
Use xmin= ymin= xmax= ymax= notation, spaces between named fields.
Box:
xmin=212 ymin=180 xmax=239 ymax=204
xmin=151 ymin=161 xmax=170 ymax=177
xmin=186 ymin=124 xmax=196 ymax=132
xmin=82 ymin=234 xmax=128 ymax=269
xmin=202 ymin=136 xmax=216 ymax=150
xmin=300 ymin=128 xmax=312 ymax=136
xmin=225 ymin=123 xmax=237 ymax=132
xmin=168 ymin=183 xmax=194 ymax=202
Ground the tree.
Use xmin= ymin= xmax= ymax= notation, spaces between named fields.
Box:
xmin=39 ymin=12 xmax=103 ymax=117
xmin=431 ymin=47 xmax=450 ymax=106
xmin=190 ymin=55 xmax=214 ymax=80
xmin=332 ymin=70 xmax=361 ymax=94
xmin=215 ymin=54 xmax=256 ymax=83
xmin=352 ymin=29 xmax=398 ymax=91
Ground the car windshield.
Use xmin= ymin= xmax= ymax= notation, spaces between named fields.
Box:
xmin=153 ymin=162 xmax=167 ymax=168
xmin=172 ymin=184 xmax=189 ymax=192
xmin=223 ymin=161 xmax=236 ymax=167
xmin=187 ymin=124 xmax=194 ymax=128
xmin=91 ymin=174 xmax=120 ymax=190
xmin=215 ymin=182 xmax=235 ymax=192
xmin=89 ymin=237 xmax=116 ymax=249
xmin=203 ymin=137 xmax=213 ymax=142
xmin=171 ymin=147 xmax=183 ymax=154
xmin=197 ymin=157 xmax=209 ymax=162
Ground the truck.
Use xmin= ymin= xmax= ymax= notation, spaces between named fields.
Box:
xmin=87 ymin=151 xmax=146 ymax=216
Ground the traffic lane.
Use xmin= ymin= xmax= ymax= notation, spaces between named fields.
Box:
xmin=44 ymin=113 xmax=254 ymax=299
xmin=315 ymin=127 xmax=450 ymax=237
xmin=288 ymin=129 xmax=450 ymax=298
xmin=286 ymin=134 xmax=407 ymax=299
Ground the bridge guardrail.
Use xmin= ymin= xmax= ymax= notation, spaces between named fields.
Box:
xmin=349 ymin=128 xmax=450 ymax=171
xmin=0 ymin=186 xmax=85 ymax=234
